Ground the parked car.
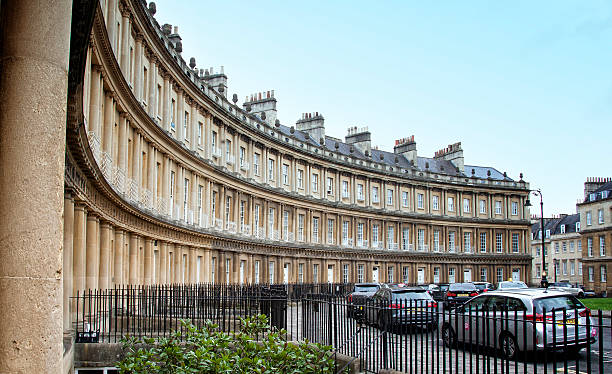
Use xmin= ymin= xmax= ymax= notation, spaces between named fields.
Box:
xmin=444 ymin=283 xmax=479 ymax=309
xmin=427 ymin=284 xmax=445 ymax=301
xmin=473 ymin=282 xmax=495 ymax=294
xmin=437 ymin=284 xmax=450 ymax=301
xmin=347 ymin=283 xmax=380 ymax=319
xmin=441 ymin=289 xmax=597 ymax=359
xmin=365 ymin=284 xmax=438 ymax=330
xmin=548 ymin=282 xmax=584 ymax=298
xmin=497 ymin=281 xmax=528 ymax=290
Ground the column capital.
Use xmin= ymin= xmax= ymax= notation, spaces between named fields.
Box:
xmin=86 ymin=212 xmax=100 ymax=222
xmin=134 ymin=33 xmax=144 ymax=43
xmin=92 ymin=63 xmax=103 ymax=74
xmin=120 ymin=6 xmax=131 ymax=18
xmin=100 ymin=220 xmax=112 ymax=229
xmin=74 ymin=201 xmax=88 ymax=212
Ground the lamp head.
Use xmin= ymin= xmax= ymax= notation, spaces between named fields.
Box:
xmin=524 ymin=197 xmax=532 ymax=207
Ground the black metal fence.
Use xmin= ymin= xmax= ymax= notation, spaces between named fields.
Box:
xmin=73 ymin=285 xmax=612 ymax=374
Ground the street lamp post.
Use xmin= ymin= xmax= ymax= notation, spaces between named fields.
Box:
xmin=525 ymin=189 xmax=548 ymax=288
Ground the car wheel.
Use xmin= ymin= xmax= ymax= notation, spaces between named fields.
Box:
xmin=500 ymin=333 xmax=519 ymax=360
xmin=442 ymin=324 xmax=456 ymax=348
xmin=578 ymin=291 xmax=584 ymax=298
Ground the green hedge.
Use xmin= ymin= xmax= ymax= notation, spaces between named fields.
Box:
xmin=117 ymin=315 xmax=335 ymax=373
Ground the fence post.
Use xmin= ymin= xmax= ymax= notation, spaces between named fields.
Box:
xmin=327 ymin=294 xmax=333 ymax=346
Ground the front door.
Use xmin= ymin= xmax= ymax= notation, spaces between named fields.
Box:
xmin=327 ymin=265 xmax=334 ymax=283
xmin=372 ymin=267 xmax=379 ymax=283
xmin=417 ymin=268 xmax=425 ymax=284
xmin=283 ymin=263 xmax=289 ymax=284
xmin=512 ymin=269 xmax=520 ymax=282
xmin=464 ymin=269 xmax=472 ymax=283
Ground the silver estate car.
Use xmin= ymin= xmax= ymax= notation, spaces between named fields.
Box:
xmin=442 ymin=289 xmax=597 ymax=359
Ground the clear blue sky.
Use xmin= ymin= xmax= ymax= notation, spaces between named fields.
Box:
xmin=153 ymin=0 xmax=612 ymax=217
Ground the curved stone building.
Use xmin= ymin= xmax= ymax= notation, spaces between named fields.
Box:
xmin=0 ymin=0 xmax=533 ymax=371
xmin=63 ymin=0 xmax=532 ymax=296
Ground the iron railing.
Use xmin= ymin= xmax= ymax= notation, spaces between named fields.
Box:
xmin=73 ymin=284 xmax=611 ymax=374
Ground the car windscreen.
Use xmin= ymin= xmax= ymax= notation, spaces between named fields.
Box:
xmin=439 ymin=285 xmax=449 ymax=291
xmin=553 ymin=283 xmax=571 ymax=288
xmin=449 ymin=283 xmax=477 ymax=292
xmin=354 ymin=285 xmax=379 ymax=292
xmin=533 ymin=296 xmax=584 ymax=313
xmin=474 ymin=284 xmax=487 ymax=291
xmin=392 ymin=291 xmax=432 ymax=302
xmin=500 ymin=281 xmax=527 ymax=289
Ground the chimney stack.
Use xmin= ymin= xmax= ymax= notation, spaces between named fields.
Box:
xmin=433 ymin=142 xmax=464 ymax=172
xmin=345 ymin=126 xmax=371 ymax=155
xmin=296 ymin=112 xmax=325 ymax=142
xmin=393 ymin=136 xmax=417 ymax=165
xmin=201 ymin=66 xmax=228 ymax=98
xmin=242 ymin=90 xmax=277 ymax=125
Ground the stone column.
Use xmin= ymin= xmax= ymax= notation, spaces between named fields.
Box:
xmin=189 ymin=247 xmax=196 ymax=284
xmin=85 ymin=214 xmax=100 ymax=290
xmin=113 ymin=229 xmax=124 ymax=285
xmin=129 ymin=234 xmax=139 ymax=285
xmin=148 ymin=57 xmax=157 ymax=118
xmin=118 ymin=113 xmax=128 ymax=190
xmin=147 ymin=142 xmax=155 ymax=193
xmin=162 ymin=156 xmax=170 ymax=215
xmin=98 ymin=221 xmax=111 ymax=290
xmin=174 ymin=245 xmax=182 ymax=283
xmin=162 ymin=74 xmax=170 ymax=130
xmin=103 ymin=92 xmax=114 ymax=154
xmin=159 ymin=241 xmax=167 ymax=284
xmin=73 ymin=205 xmax=87 ymax=294
xmin=144 ymin=238 xmax=153 ymax=285
xmin=88 ymin=65 xmax=102 ymax=134
xmin=63 ymin=194 xmax=74 ymax=332
xmin=134 ymin=132 xmax=142 ymax=190
xmin=176 ymin=89 xmax=184 ymax=141
xmin=190 ymin=102 xmax=197 ymax=150
xmin=120 ymin=7 xmax=131 ymax=75
xmin=106 ymin=0 xmax=117 ymax=52
xmin=134 ymin=34 xmax=143 ymax=101
xmin=0 ymin=1 xmax=73 ymax=369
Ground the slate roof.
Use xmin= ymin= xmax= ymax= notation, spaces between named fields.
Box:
xmin=255 ymin=118 xmax=515 ymax=182
xmin=583 ymin=181 xmax=612 ymax=203
xmin=530 ymin=214 xmax=580 ymax=236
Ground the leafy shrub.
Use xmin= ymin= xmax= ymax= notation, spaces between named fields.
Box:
xmin=117 ymin=314 xmax=335 ymax=373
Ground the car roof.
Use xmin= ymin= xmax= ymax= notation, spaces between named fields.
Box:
xmin=384 ymin=284 xmax=427 ymax=292
xmin=482 ymin=289 xmax=571 ymax=298
xmin=355 ymin=283 xmax=379 ymax=287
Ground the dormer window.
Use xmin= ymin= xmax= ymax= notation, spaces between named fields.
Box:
xmin=589 ymin=193 xmax=596 ymax=202
xmin=560 ymin=225 xmax=565 ymax=234
xmin=545 ymin=230 xmax=550 ymax=238
xmin=576 ymin=222 xmax=580 ymax=232
xmin=602 ymin=191 xmax=609 ymax=199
